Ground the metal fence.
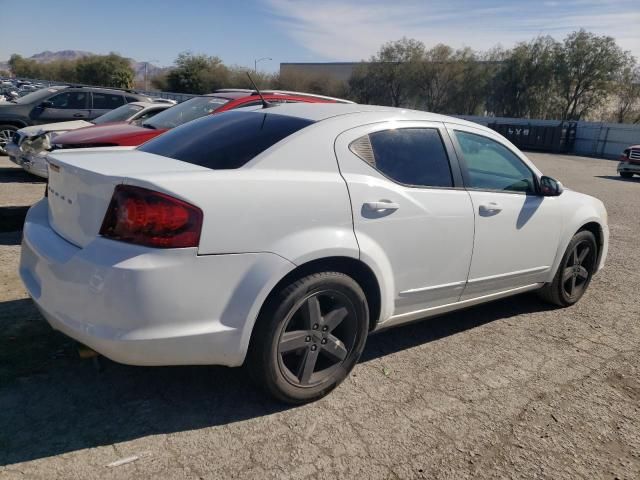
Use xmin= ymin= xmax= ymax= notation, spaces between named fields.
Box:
xmin=457 ymin=115 xmax=640 ymax=159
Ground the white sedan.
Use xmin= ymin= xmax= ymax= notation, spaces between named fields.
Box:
xmin=20 ymin=104 xmax=608 ymax=403
xmin=6 ymin=101 xmax=174 ymax=178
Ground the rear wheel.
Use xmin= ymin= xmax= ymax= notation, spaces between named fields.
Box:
xmin=538 ymin=230 xmax=598 ymax=307
xmin=248 ymin=272 xmax=369 ymax=403
xmin=620 ymin=171 xmax=633 ymax=178
xmin=0 ymin=125 xmax=18 ymax=156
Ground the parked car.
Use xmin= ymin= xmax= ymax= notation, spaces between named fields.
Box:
xmin=47 ymin=90 xmax=354 ymax=151
xmin=617 ymin=145 xmax=640 ymax=178
xmin=7 ymin=101 xmax=176 ymax=178
xmin=20 ymin=104 xmax=608 ymax=403
xmin=0 ymin=86 xmax=152 ymax=155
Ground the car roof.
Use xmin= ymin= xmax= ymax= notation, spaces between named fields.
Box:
xmin=128 ymin=101 xmax=172 ymax=108
xmin=255 ymin=103 xmax=485 ymax=129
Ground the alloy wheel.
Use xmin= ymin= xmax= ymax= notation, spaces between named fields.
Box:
xmin=0 ymin=129 xmax=15 ymax=155
xmin=562 ymin=240 xmax=595 ymax=300
xmin=277 ymin=290 xmax=357 ymax=387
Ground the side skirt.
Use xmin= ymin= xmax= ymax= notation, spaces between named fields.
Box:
xmin=374 ymin=283 xmax=544 ymax=331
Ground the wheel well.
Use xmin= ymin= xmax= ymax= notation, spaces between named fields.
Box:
xmin=578 ymin=221 xmax=604 ymax=263
xmin=266 ymin=256 xmax=382 ymax=331
xmin=0 ymin=121 xmax=27 ymax=129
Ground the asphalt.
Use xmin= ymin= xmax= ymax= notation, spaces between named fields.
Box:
xmin=0 ymin=153 xmax=638 ymax=479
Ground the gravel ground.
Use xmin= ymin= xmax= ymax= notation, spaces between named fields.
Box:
xmin=0 ymin=152 xmax=638 ymax=479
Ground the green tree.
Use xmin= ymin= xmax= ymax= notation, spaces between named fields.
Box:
xmin=488 ymin=37 xmax=559 ymax=118
xmin=363 ymin=38 xmax=425 ymax=107
xmin=74 ymin=53 xmax=134 ymax=88
xmin=165 ymin=52 xmax=230 ymax=94
xmin=555 ymin=30 xmax=627 ymax=120
xmin=608 ymin=59 xmax=640 ymax=124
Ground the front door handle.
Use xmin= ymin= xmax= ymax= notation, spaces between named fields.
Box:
xmin=478 ymin=201 xmax=502 ymax=215
xmin=363 ymin=201 xmax=400 ymax=212
xmin=73 ymin=113 xmax=86 ymax=118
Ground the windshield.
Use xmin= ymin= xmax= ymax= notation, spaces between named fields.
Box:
xmin=13 ymin=87 xmax=64 ymax=104
xmin=139 ymin=110 xmax=314 ymax=169
xmin=93 ymin=103 xmax=144 ymax=125
xmin=142 ymin=96 xmax=228 ymax=130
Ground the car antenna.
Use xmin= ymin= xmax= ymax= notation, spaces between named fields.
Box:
xmin=246 ymin=72 xmax=272 ymax=108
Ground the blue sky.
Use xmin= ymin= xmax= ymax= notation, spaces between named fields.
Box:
xmin=1 ymin=0 xmax=638 ymax=70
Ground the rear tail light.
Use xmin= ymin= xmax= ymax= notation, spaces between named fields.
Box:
xmin=99 ymin=185 xmax=203 ymax=248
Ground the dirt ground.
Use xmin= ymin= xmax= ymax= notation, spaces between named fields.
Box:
xmin=0 ymin=153 xmax=638 ymax=479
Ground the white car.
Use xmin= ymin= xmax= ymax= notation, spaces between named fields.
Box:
xmin=6 ymin=101 xmax=175 ymax=178
xmin=20 ymin=104 xmax=608 ymax=403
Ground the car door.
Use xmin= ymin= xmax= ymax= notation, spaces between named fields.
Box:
xmin=335 ymin=122 xmax=475 ymax=319
xmin=448 ymin=124 xmax=563 ymax=299
xmin=90 ymin=92 xmax=127 ymax=119
xmin=31 ymin=91 xmax=91 ymax=124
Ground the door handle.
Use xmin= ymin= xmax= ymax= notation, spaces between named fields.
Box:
xmin=73 ymin=113 xmax=86 ymax=118
xmin=363 ymin=201 xmax=400 ymax=211
xmin=478 ymin=202 xmax=502 ymax=215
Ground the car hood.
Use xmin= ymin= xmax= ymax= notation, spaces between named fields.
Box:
xmin=18 ymin=120 xmax=94 ymax=137
xmin=53 ymin=122 xmax=155 ymax=144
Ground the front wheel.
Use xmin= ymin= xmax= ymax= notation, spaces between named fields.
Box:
xmin=620 ymin=171 xmax=633 ymax=179
xmin=538 ymin=230 xmax=598 ymax=307
xmin=0 ymin=125 xmax=18 ymax=156
xmin=248 ymin=272 xmax=369 ymax=404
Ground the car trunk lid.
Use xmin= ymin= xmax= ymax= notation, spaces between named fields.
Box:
xmin=46 ymin=149 xmax=209 ymax=248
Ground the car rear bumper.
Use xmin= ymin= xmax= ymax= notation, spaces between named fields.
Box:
xmin=20 ymin=199 xmax=294 ymax=367
xmin=617 ymin=161 xmax=640 ymax=174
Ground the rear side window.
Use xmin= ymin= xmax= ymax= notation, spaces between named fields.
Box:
xmin=92 ymin=93 xmax=126 ymax=109
xmin=350 ymin=128 xmax=453 ymax=188
xmin=139 ymin=110 xmax=314 ymax=169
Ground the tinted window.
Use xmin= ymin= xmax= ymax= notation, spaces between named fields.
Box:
xmin=93 ymin=103 xmax=143 ymax=124
xmin=139 ymin=110 xmax=314 ymax=169
xmin=454 ymin=131 xmax=536 ymax=193
xmin=92 ymin=93 xmax=125 ymax=109
xmin=48 ymin=92 xmax=88 ymax=109
xmin=353 ymin=128 xmax=453 ymax=188
xmin=142 ymin=96 xmax=228 ymax=130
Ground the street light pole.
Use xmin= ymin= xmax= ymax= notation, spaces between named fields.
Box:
xmin=254 ymin=57 xmax=272 ymax=73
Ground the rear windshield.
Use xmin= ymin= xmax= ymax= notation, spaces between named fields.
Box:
xmin=93 ymin=103 xmax=144 ymax=124
xmin=141 ymin=96 xmax=228 ymax=130
xmin=139 ymin=110 xmax=314 ymax=169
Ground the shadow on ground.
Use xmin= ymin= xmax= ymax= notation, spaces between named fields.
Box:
xmin=0 ymin=293 xmax=553 ymax=466
xmin=0 ymin=168 xmax=45 ymax=184
xmin=0 ymin=207 xmax=29 ymax=233
xmin=595 ymin=175 xmax=639 ymax=183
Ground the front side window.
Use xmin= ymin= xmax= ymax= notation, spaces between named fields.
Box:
xmin=350 ymin=128 xmax=453 ymax=188
xmin=92 ymin=93 xmax=126 ymax=109
xmin=454 ymin=130 xmax=536 ymax=193
xmin=48 ymin=92 xmax=88 ymax=109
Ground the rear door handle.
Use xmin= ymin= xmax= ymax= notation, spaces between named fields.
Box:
xmin=478 ymin=202 xmax=502 ymax=215
xmin=363 ymin=201 xmax=400 ymax=211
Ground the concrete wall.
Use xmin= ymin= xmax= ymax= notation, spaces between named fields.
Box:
xmin=457 ymin=115 xmax=640 ymax=159
xmin=280 ymin=63 xmax=360 ymax=83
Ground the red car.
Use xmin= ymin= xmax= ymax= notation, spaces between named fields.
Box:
xmin=49 ymin=90 xmax=353 ymax=150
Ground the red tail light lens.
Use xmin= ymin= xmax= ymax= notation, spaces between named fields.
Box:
xmin=100 ymin=185 xmax=203 ymax=248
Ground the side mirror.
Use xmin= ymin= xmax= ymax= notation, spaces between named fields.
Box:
xmin=540 ymin=176 xmax=564 ymax=196
xmin=39 ymin=100 xmax=53 ymax=108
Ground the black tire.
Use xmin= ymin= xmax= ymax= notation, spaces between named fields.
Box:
xmin=0 ymin=125 xmax=18 ymax=156
xmin=248 ymin=272 xmax=369 ymax=404
xmin=620 ymin=171 xmax=633 ymax=179
xmin=538 ymin=230 xmax=598 ymax=307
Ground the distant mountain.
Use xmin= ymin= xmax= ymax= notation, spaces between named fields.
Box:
xmin=0 ymin=50 xmax=169 ymax=82
xmin=28 ymin=50 xmax=93 ymax=63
